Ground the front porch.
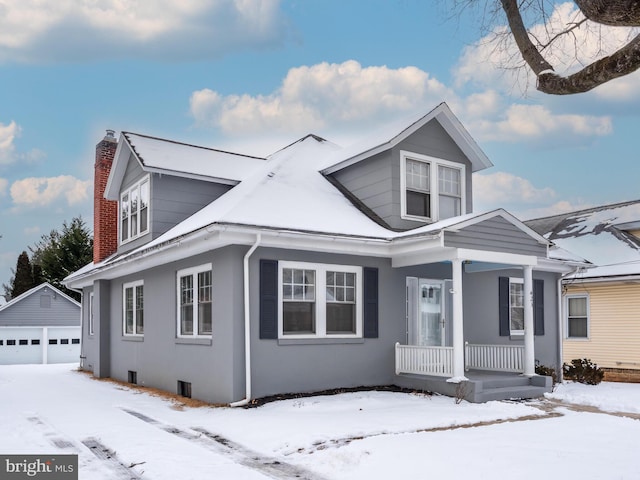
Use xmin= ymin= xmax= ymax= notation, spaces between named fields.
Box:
xmin=394 ymin=343 xmax=553 ymax=402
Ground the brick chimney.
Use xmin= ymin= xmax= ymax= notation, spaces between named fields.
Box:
xmin=93 ymin=130 xmax=118 ymax=264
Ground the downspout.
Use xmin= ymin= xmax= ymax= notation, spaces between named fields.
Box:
xmin=230 ymin=234 xmax=262 ymax=407
xmin=68 ymin=286 xmax=85 ymax=369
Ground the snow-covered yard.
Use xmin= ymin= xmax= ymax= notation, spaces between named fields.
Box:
xmin=1 ymin=364 xmax=639 ymax=479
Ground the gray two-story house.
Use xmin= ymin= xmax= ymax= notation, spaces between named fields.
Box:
xmin=64 ymin=103 xmax=584 ymax=403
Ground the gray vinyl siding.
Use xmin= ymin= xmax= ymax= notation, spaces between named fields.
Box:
xmin=462 ymin=269 xmax=561 ymax=372
xmin=444 ymin=217 xmax=548 ymax=257
xmin=0 ymin=291 xmax=80 ymax=327
xmin=151 ymin=174 xmax=231 ymax=238
xmin=331 ymin=119 xmax=473 ymax=231
xmin=116 ymin=159 xmax=232 ymax=255
xmin=92 ymin=246 xmax=246 ymax=403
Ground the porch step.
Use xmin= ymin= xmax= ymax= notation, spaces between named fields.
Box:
xmin=475 ymin=385 xmax=549 ymax=403
xmin=480 ymin=376 xmax=531 ymax=389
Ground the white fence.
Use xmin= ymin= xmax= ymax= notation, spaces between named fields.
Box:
xmin=395 ymin=343 xmax=453 ymax=377
xmin=464 ymin=343 xmax=524 ymax=373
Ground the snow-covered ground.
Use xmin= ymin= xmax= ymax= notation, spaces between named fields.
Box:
xmin=1 ymin=364 xmax=639 ymax=479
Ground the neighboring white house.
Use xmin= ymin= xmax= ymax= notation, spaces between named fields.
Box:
xmin=0 ymin=283 xmax=81 ymax=365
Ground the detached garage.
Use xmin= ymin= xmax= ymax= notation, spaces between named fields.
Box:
xmin=0 ymin=283 xmax=81 ymax=365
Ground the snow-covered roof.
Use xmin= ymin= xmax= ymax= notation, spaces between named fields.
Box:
xmin=104 ymin=132 xmax=266 ymax=199
xmin=0 ymin=282 xmax=80 ymax=312
xmin=526 ymin=200 xmax=640 ymax=279
xmin=320 ymin=102 xmax=493 ymax=174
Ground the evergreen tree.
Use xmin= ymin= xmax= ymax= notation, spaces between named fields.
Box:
xmin=31 ymin=216 xmax=93 ymax=302
xmin=10 ymin=251 xmax=37 ymax=298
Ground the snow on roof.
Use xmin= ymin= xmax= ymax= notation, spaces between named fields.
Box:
xmin=124 ymin=132 xmax=266 ymax=183
xmin=526 ymin=200 xmax=640 ymax=277
xmin=141 ymin=135 xmax=394 ymax=251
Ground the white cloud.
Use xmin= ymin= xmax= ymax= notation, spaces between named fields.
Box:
xmin=517 ymin=200 xmax=595 ymax=221
xmin=0 ymin=0 xmax=288 ymax=63
xmin=190 ymin=60 xmax=454 ymax=136
xmin=454 ymin=2 xmax=640 ymax=98
xmin=23 ymin=226 xmax=40 ymax=236
xmin=0 ymin=121 xmax=20 ymax=165
xmin=474 ymin=172 xmax=557 ymax=206
xmin=10 ymin=176 xmax=92 ymax=208
xmin=467 ymin=104 xmax=612 ymax=143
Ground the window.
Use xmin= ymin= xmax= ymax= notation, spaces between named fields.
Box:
xmin=0 ymin=340 xmax=3 ymax=346
xmin=401 ymin=151 xmax=465 ymax=222
xmin=49 ymin=339 xmax=57 ymax=345
xmin=279 ymin=261 xmax=362 ymax=338
xmin=32 ymin=339 xmax=40 ymax=345
xmin=123 ymin=280 xmax=144 ymax=336
xmin=128 ymin=370 xmax=138 ymax=385
xmin=19 ymin=339 xmax=28 ymax=346
xmin=120 ymin=176 xmax=150 ymax=244
xmin=61 ymin=339 xmax=69 ymax=345
xmin=177 ymin=264 xmax=212 ymax=337
xmin=89 ymin=292 xmax=95 ymax=336
xmin=7 ymin=340 xmax=15 ymax=346
xmin=509 ymin=278 xmax=524 ymax=335
xmin=71 ymin=338 xmax=80 ymax=344
xmin=567 ymin=295 xmax=589 ymax=338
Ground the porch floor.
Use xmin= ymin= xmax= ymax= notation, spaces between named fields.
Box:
xmin=395 ymin=370 xmax=553 ymax=403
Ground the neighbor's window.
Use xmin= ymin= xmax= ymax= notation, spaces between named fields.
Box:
xmin=509 ymin=278 xmax=524 ymax=335
xmin=279 ymin=261 xmax=362 ymax=338
xmin=120 ymin=176 xmax=150 ymax=244
xmin=567 ymin=295 xmax=589 ymax=338
xmin=401 ymin=151 xmax=465 ymax=222
xmin=123 ymin=280 xmax=144 ymax=336
xmin=177 ymin=264 xmax=212 ymax=337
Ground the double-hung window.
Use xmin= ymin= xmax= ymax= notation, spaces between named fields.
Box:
xmin=566 ymin=295 xmax=589 ymax=338
xmin=123 ymin=280 xmax=144 ymax=336
xmin=401 ymin=151 xmax=465 ymax=222
xmin=509 ymin=278 xmax=524 ymax=335
xmin=120 ymin=176 xmax=150 ymax=244
xmin=279 ymin=261 xmax=362 ymax=338
xmin=177 ymin=264 xmax=213 ymax=337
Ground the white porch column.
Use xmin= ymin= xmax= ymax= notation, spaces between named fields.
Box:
xmin=449 ymin=258 xmax=467 ymax=381
xmin=523 ymin=265 xmax=535 ymax=376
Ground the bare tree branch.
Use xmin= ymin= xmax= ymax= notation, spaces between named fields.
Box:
xmin=574 ymin=0 xmax=640 ymax=27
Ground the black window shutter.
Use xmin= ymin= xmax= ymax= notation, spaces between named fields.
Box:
xmin=498 ymin=276 xmax=510 ymax=336
xmin=534 ymin=279 xmax=545 ymax=336
xmin=259 ymin=259 xmax=278 ymax=339
xmin=363 ymin=267 xmax=379 ymax=338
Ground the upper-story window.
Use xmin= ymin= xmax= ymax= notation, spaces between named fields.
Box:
xmin=121 ymin=176 xmax=150 ymax=244
xmin=401 ymin=151 xmax=465 ymax=222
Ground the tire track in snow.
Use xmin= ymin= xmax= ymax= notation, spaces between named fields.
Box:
xmin=26 ymin=415 xmax=144 ymax=480
xmin=121 ymin=407 xmax=328 ymax=480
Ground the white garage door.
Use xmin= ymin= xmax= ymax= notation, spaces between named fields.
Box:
xmin=0 ymin=326 xmax=80 ymax=365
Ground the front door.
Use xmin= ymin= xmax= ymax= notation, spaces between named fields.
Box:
xmin=406 ymin=278 xmax=446 ymax=346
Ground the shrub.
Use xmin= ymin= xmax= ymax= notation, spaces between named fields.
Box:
xmin=535 ymin=363 xmax=558 ymax=384
xmin=563 ymin=358 xmax=604 ymax=385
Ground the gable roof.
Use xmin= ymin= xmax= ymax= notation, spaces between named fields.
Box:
xmin=526 ymin=199 xmax=640 ymax=278
xmin=104 ymin=132 xmax=266 ymax=199
xmin=320 ymin=102 xmax=493 ymax=175
xmin=0 ymin=282 xmax=80 ymax=313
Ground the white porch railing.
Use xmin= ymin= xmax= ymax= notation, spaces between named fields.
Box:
xmin=395 ymin=343 xmax=454 ymax=377
xmin=464 ymin=343 xmax=524 ymax=373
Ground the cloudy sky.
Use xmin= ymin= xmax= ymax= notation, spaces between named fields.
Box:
xmin=0 ymin=0 xmax=639 ymax=287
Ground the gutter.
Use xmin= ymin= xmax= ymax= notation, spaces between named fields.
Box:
xmin=230 ymin=234 xmax=261 ymax=407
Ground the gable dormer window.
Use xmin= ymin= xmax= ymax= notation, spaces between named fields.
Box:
xmin=400 ymin=151 xmax=465 ymax=223
xmin=121 ymin=176 xmax=149 ymax=244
